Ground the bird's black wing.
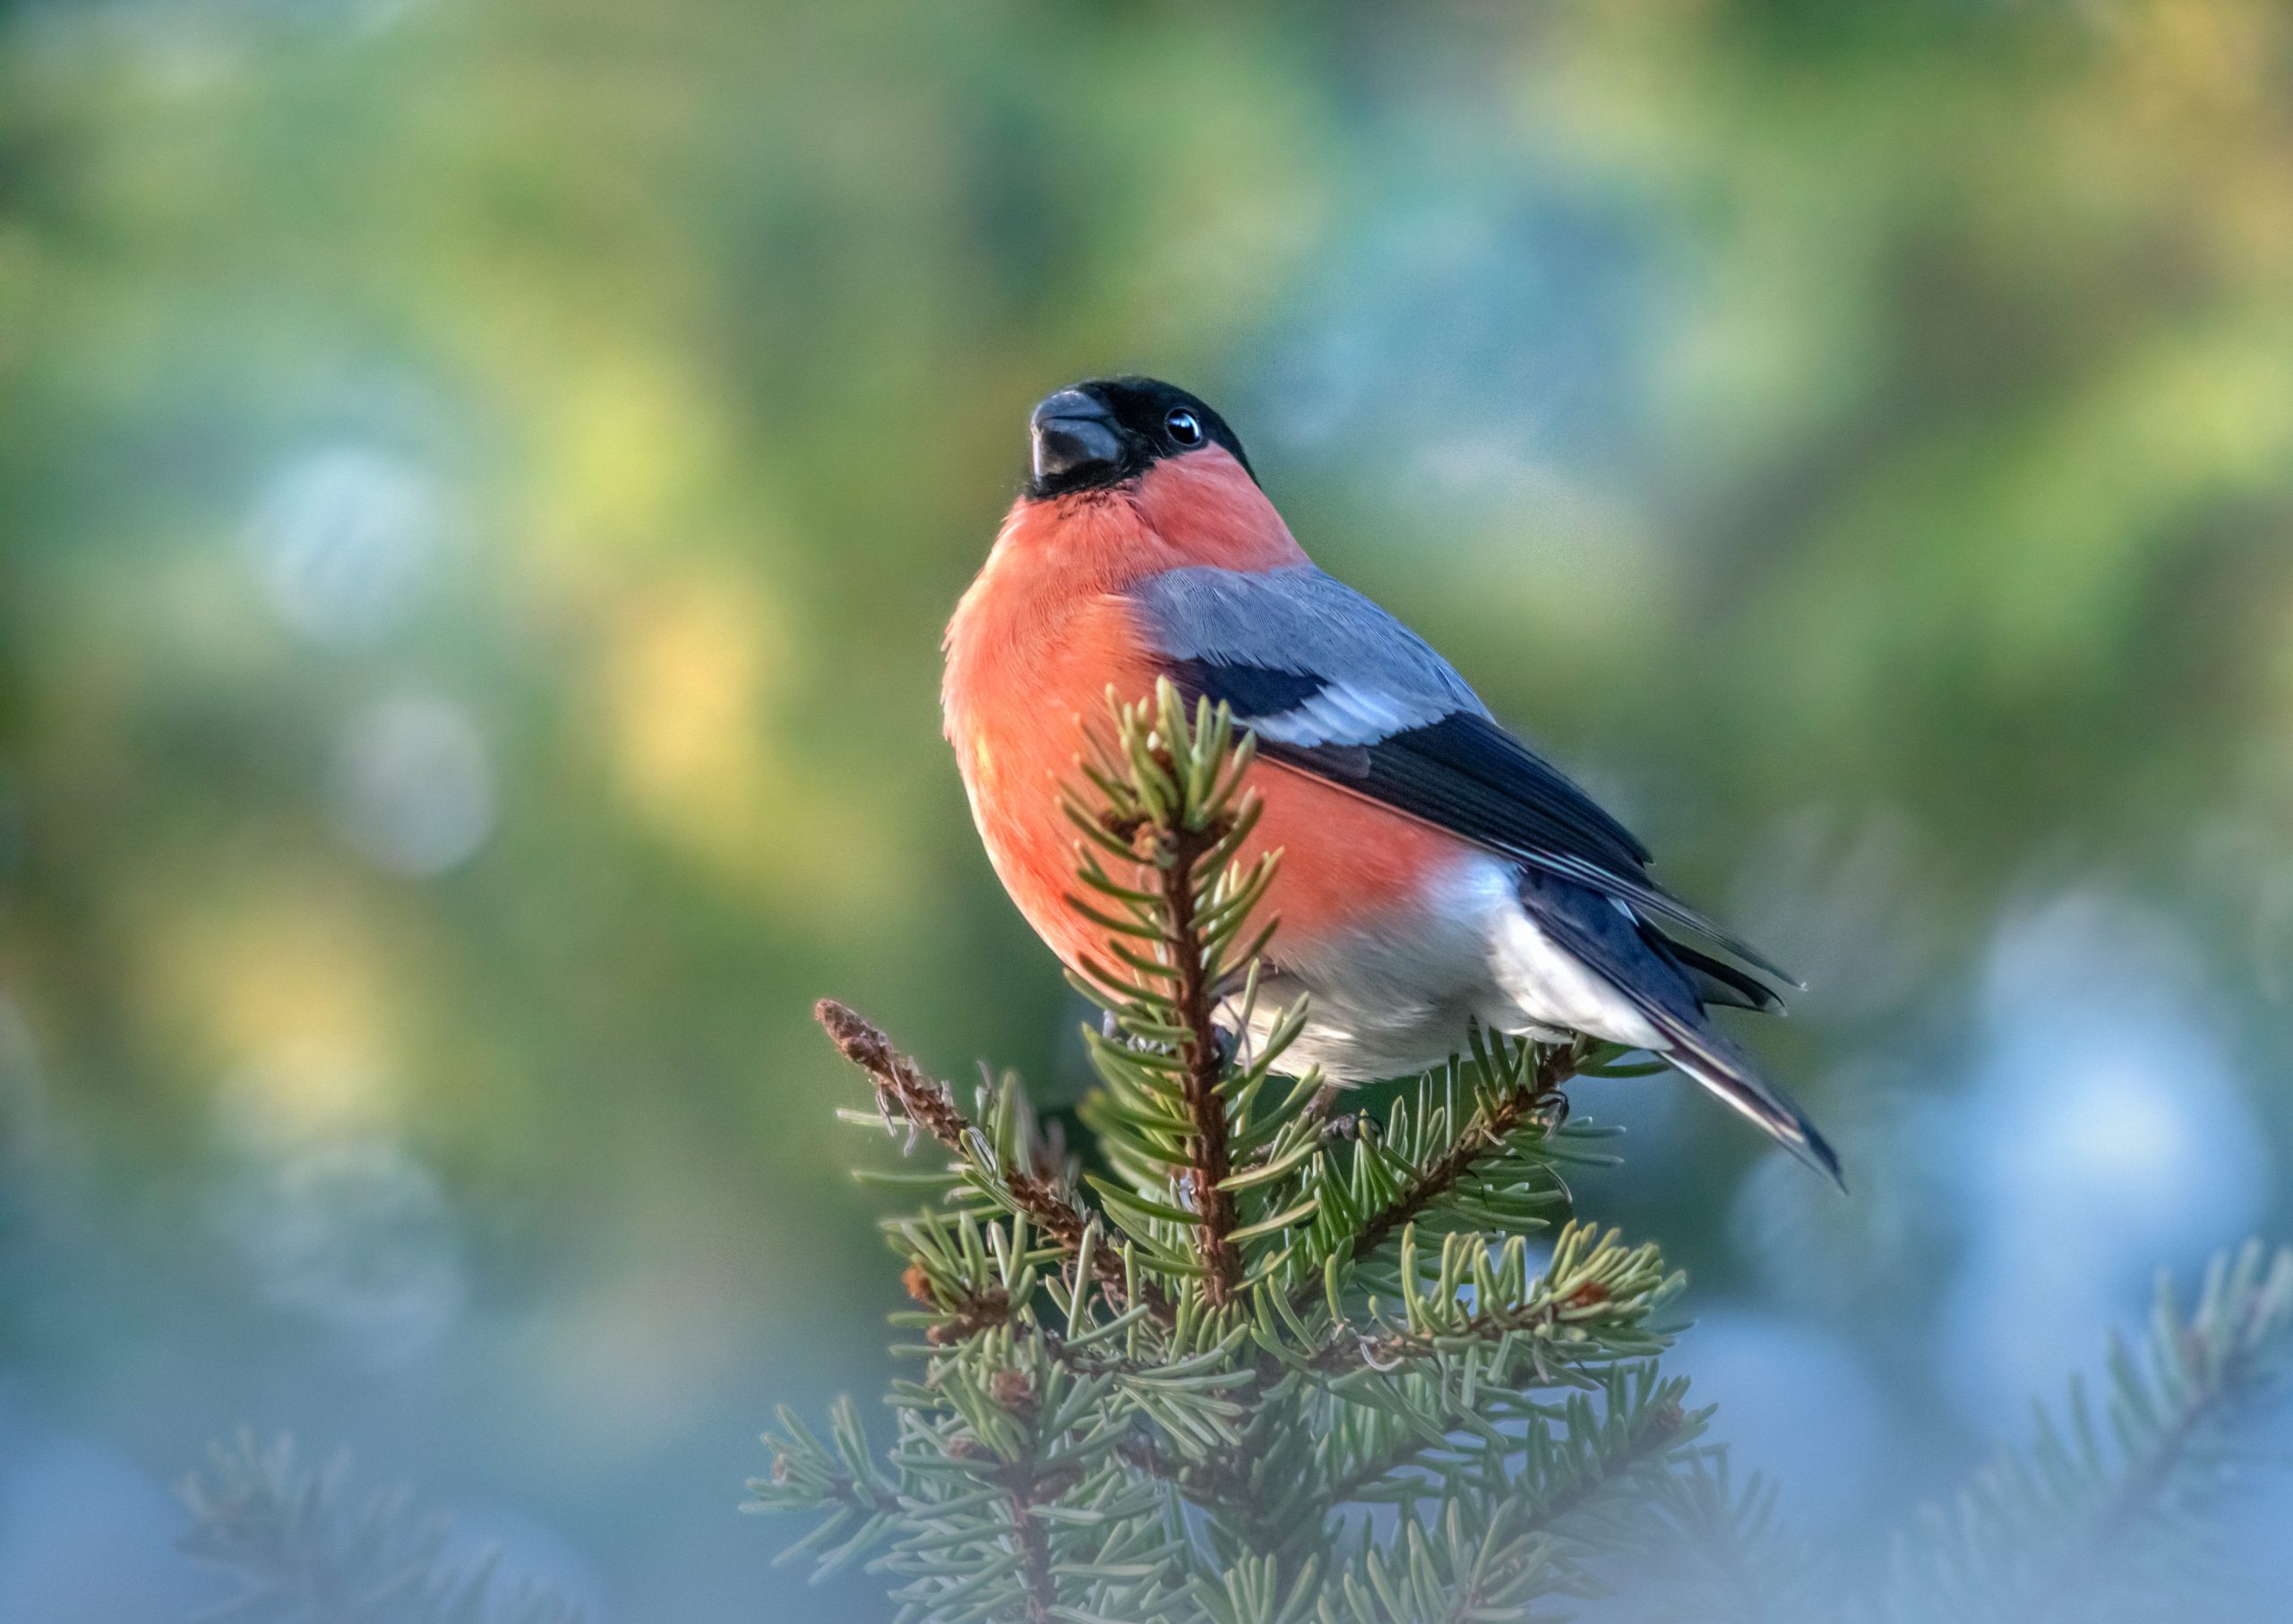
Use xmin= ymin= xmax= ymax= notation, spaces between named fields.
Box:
xmin=1133 ymin=564 xmax=1792 ymax=985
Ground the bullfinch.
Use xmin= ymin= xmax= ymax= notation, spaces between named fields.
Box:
xmin=942 ymin=376 xmax=1839 ymax=1183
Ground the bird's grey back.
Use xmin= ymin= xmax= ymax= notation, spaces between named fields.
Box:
xmin=1129 ymin=564 xmax=1487 ymax=734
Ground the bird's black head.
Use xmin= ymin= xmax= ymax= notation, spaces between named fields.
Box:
xmin=1025 ymin=376 xmax=1255 ymax=499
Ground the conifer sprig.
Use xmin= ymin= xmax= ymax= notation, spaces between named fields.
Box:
xmin=1869 ymin=1239 xmax=2293 ymax=1624
xmin=1609 ymin=1454 xmax=1823 ymax=1624
xmin=178 ymin=1432 xmax=587 ymax=1624
xmin=819 ymin=995 xmax=1169 ymax=1326
xmin=765 ymin=681 xmax=1708 ymax=1622
xmin=1331 ymin=1035 xmax=1584 ymax=1282
xmin=763 ymin=679 xmax=2293 ymax=1620
xmin=1062 ymin=685 xmax=1280 ymax=1308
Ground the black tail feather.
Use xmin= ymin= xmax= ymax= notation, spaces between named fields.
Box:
xmin=1520 ymin=875 xmax=1841 ymax=1187
xmin=1640 ymin=927 xmax=1787 ymax=1014
xmin=1643 ymin=1005 xmax=1843 ymax=1189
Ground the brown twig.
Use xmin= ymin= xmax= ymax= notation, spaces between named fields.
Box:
xmin=1295 ymin=1078 xmax=1346 ymax=1135
xmin=1011 ymin=1489 xmax=1057 ymax=1624
xmin=976 ymin=1372 xmax=1064 ymax=1624
xmin=905 ymin=1264 xmax=1012 ymax=1347
xmin=819 ymin=997 xmax=975 ymax=1152
xmin=1155 ymin=812 xmax=1243 ymax=1308
xmin=816 ymin=998 xmax=1172 ymax=1327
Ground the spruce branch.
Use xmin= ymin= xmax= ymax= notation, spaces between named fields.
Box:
xmin=1301 ymin=1372 xmax=1707 ymax=1621
xmin=762 ymin=683 xmax=2293 ymax=1622
xmin=1610 ymin=1452 xmax=1821 ymax=1624
xmin=1868 ymin=1239 xmax=2293 ymax=1624
xmin=1067 ymin=682 xmax=1267 ymax=1307
xmin=817 ymin=996 xmax=1171 ymax=1328
xmin=1318 ymin=1362 xmax=1699 ymax=1521
xmin=1301 ymin=1224 xmax=1679 ymax=1385
xmin=1322 ymin=1497 xmax=1568 ymax=1624
xmin=770 ymin=683 xmax=1726 ymax=1622
xmin=750 ymin=1396 xmax=904 ymax=1582
xmin=178 ymin=1431 xmax=587 ymax=1624
xmin=1011 ymin=1480 xmax=1057 ymax=1624
xmin=1155 ymin=786 xmax=1244 ymax=1305
xmin=1314 ymin=1032 xmax=1585 ymax=1308
xmin=1508 ymin=1374 xmax=1705 ymax=1543
xmin=819 ymin=996 xmax=974 ymax=1154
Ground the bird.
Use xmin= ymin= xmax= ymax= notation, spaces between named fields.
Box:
xmin=941 ymin=376 xmax=1839 ymax=1184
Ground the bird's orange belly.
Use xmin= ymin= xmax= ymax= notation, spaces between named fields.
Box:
xmin=1249 ymin=762 xmax=1476 ymax=949
xmin=956 ymin=656 xmax=1473 ymax=975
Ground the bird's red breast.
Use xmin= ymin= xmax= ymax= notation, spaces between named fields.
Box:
xmin=945 ymin=446 xmax=1473 ymax=975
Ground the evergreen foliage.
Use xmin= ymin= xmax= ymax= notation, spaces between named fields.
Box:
xmin=1869 ymin=1241 xmax=2293 ymax=1624
xmin=757 ymin=682 xmax=2293 ymax=1623
xmin=178 ymin=1431 xmax=587 ymax=1624
xmin=757 ymin=683 xmax=1713 ymax=1622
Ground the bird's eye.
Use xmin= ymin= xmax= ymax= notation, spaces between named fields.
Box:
xmin=1164 ymin=408 xmax=1204 ymax=446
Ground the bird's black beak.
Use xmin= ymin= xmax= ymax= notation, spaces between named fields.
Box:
xmin=1030 ymin=389 xmax=1124 ymax=487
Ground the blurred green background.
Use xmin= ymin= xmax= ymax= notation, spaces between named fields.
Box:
xmin=4 ymin=0 xmax=2293 ymax=1618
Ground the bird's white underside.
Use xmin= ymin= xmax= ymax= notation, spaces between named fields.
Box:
xmin=1228 ymin=852 xmax=1664 ymax=1083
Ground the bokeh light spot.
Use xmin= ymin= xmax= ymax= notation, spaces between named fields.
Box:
xmin=248 ymin=445 xmax=442 ymax=649
xmin=330 ymin=697 xmax=497 ymax=879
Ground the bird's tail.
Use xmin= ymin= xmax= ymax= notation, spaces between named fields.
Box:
xmin=1639 ymin=1002 xmax=1842 ymax=1189
xmin=1519 ymin=879 xmax=1841 ymax=1186
xmin=1643 ymin=929 xmax=1786 ymax=1013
